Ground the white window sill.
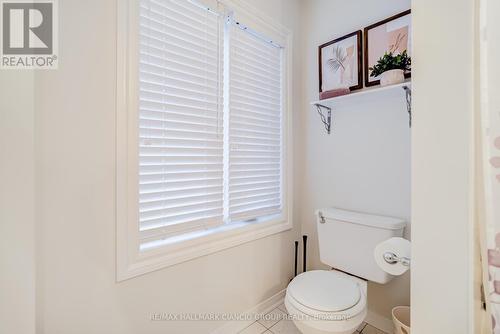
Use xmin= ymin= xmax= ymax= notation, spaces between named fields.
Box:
xmin=117 ymin=218 xmax=292 ymax=281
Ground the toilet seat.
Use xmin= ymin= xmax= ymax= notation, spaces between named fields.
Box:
xmin=286 ymin=270 xmax=366 ymax=320
xmin=285 ymin=270 xmax=367 ymax=334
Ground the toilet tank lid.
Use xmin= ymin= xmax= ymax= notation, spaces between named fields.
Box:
xmin=318 ymin=208 xmax=406 ymax=230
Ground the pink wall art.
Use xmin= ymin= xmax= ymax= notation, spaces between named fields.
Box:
xmin=318 ymin=30 xmax=362 ymax=99
xmin=364 ymin=10 xmax=411 ymax=87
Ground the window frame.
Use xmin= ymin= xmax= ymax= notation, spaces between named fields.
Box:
xmin=116 ymin=0 xmax=293 ymax=281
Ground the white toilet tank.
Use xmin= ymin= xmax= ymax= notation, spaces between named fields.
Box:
xmin=317 ymin=208 xmax=406 ymax=284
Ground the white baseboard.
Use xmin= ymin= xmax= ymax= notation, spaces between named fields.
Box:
xmin=211 ymin=289 xmax=286 ymax=334
xmin=365 ymin=310 xmax=394 ymax=334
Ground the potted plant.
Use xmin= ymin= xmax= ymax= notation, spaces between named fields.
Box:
xmin=369 ymin=50 xmax=411 ymax=86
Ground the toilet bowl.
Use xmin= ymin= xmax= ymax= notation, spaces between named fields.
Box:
xmin=285 ymin=270 xmax=367 ymax=334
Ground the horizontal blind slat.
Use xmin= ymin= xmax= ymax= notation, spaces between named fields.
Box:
xmin=142 ymin=2 xmax=219 ymax=37
xmin=140 ymin=62 xmax=218 ymax=85
xmin=142 ymin=69 xmax=218 ymax=93
xmin=230 ymin=105 xmax=281 ymax=121
xmin=141 ymin=53 xmax=219 ymax=78
xmin=230 ymin=203 xmax=281 ymax=217
xmin=230 ymin=85 xmax=281 ymax=104
xmin=230 ymin=49 xmax=281 ymax=78
xmin=230 ymin=100 xmax=281 ymax=116
xmin=230 ymin=92 xmax=281 ymax=110
xmin=139 ymin=41 xmax=219 ymax=71
xmin=140 ymin=172 xmax=222 ymax=183
xmin=140 ymin=209 xmax=223 ymax=231
xmin=141 ymin=185 xmax=223 ymax=197
xmin=140 ymin=128 xmax=221 ymax=141
xmin=230 ymin=73 xmax=281 ymax=94
xmin=229 ymin=128 xmax=281 ymax=139
xmin=229 ymin=207 xmax=281 ymax=223
xmin=231 ymin=116 xmax=280 ymax=129
xmin=140 ymin=34 xmax=218 ymax=62
xmin=140 ymin=198 xmax=223 ymax=215
xmin=139 ymin=139 xmax=222 ymax=149
xmin=229 ymin=193 xmax=280 ymax=207
xmin=230 ymin=63 xmax=281 ymax=86
xmin=140 ymin=191 xmax=222 ymax=205
xmin=232 ymin=33 xmax=280 ymax=59
xmin=139 ymin=21 xmax=219 ymax=50
xmin=229 ymin=185 xmax=281 ymax=197
xmin=230 ymin=120 xmax=281 ymax=132
xmin=232 ymin=47 xmax=281 ymax=72
xmin=150 ymin=0 xmax=220 ymax=26
xmin=229 ymin=162 xmax=280 ymax=171
xmin=139 ymin=101 xmax=220 ymax=118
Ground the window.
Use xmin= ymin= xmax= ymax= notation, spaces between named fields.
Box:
xmin=117 ymin=0 xmax=292 ymax=280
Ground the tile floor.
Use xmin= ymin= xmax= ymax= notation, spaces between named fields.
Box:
xmin=237 ymin=302 xmax=387 ymax=334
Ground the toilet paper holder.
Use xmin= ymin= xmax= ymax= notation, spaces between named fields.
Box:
xmin=383 ymin=252 xmax=411 ymax=267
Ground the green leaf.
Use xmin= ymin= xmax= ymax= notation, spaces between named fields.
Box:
xmin=369 ymin=50 xmax=411 ymax=77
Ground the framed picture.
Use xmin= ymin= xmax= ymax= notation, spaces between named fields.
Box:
xmin=318 ymin=30 xmax=362 ymax=97
xmin=364 ymin=10 xmax=411 ymax=87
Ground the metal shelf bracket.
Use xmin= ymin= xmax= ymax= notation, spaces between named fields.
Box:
xmin=314 ymin=104 xmax=332 ymax=134
xmin=402 ymin=85 xmax=412 ymax=127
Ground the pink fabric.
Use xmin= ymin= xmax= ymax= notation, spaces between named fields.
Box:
xmin=486 ymin=136 xmax=500 ymax=333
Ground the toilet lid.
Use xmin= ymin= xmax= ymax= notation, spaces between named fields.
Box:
xmin=288 ymin=270 xmax=361 ymax=312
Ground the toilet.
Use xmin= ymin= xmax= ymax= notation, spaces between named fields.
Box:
xmin=285 ymin=208 xmax=406 ymax=334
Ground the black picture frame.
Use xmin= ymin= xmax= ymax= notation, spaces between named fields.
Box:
xmin=318 ymin=30 xmax=363 ymax=97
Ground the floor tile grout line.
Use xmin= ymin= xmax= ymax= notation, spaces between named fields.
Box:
xmin=267 ymin=318 xmax=281 ymax=333
xmin=257 ymin=305 xmax=287 ymax=329
xmin=361 ymin=323 xmax=388 ymax=334
xmin=237 ymin=320 xmax=267 ymax=334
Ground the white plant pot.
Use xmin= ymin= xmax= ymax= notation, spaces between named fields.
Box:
xmin=380 ymin=69 xmax=405 ymax=86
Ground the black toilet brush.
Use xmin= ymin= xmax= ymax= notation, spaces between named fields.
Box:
xmin=303 ymin=235 xmax=308 ymax=273
xmin=294 ymin=241 xmax=299 ymax=277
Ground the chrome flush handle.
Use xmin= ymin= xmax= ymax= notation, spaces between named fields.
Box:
xmin=319 ymin=212 xmax=326 ymax=224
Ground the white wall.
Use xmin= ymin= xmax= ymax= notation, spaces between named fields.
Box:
xmin=33 ymin=0 xmax=302 ymax=333
xmin=411 ymin=0 xmax=475 ymax=332
xmin=0 ymin=72 xmax=36 ymax=334
xmin=299 ymin=0 xmax=412 ymax=323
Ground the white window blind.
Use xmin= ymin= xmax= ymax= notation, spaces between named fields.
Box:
xmin=136 ymin=0 xmax=285 ymax=247
xmin=138 ymin=0 xmax=224 ymax=243
xmin=227 ymin=22 xmax=283 ymax=223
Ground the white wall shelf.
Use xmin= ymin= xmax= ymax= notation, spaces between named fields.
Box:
xmin=311 ymin=81 xmax=412 ymax=133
